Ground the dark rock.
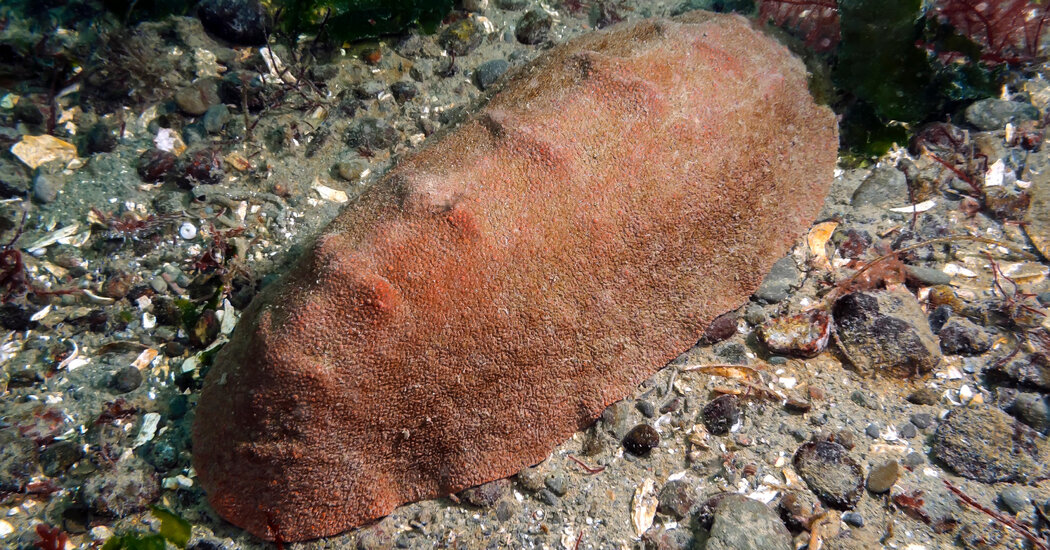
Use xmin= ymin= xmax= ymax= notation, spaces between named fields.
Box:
xmin=706 ymin=494 xmax=792 ymax=550
xmin=932 ymin=406 xmax=1050 ymax=483
xmin=836 ymin=228 xmax=872 ymax=259
xmin=702 ymin=394 xmax=741 ymax=435
xmin=0 ymin=303 xmax=38 ymax=331
xmin=110 ymin=366 xmax=143 ymax=393
xmin=198 ymin=0 xmax=269 ymax=46
xmin=13 ymin=100 xmax=44 ymax=125
xmin=168 ymin=395 xmax=190 ymax=419
xmin=440 ymin=17 xmax=486 ymax=55
xmin=40 ymin=440 xmax=81 ymax=477
xmin=601 ymin=400 xmax=634 ymax=439
xmin=81 ymin=122 xmax=119 ymax=155
xmin=174 ymin=78 xmax=221 ymax=116
xmin=753 ymin=255 xmax=801 ymax=304
xmin=137 ymin=149 xmax=177 ymax=183
xmin=864 ymin=423 xmax=881 ymax=439
xmin=176 ymin=147 xmax=224 ymax=188
xmin=759 ymin=308 xmax=832 ymax=358
xmin=701 ymin=311 xmax=737 ymax=346
xmin=657 ymin=480 xmax=696 ymax=519
xmin=355 ymin=81 xmax=387 ymax=100
xmin=1009 ymin=392 xmax=1050 ymax=434
xmin=906 ymin=388 xmax=940 ymax=406
xmin=866 ymin=460 xmax=900 ymax=493
xmin=841 ymin=512 xmax=865 ymax=527
xmin=909 ymin=412 xmax=934 ymax=429
xmin=793 ymin=440 xmax=865 ymax=510
xmin=898 ymin=422 xmax=918 ymax=439
xmin=459 ymin=478 xmax=509 ymax=507
xmin=832 ymin=289 xmax=942 ymax=377
xmin=902 ymin=452 xmax=924 ymax=468
xmin=390 ymin=81 xmax=418 ymax=103
xmin=474 ymin=59 xmax=509 ymax=90
xmin=496 ymin=0 xmax=529 ymax=8
xmin=938 ymin=317 xmax=992 ymax=355
xmin=965 ymin=99 xmax=1039 ymax=131
xmin=495 ymin=500 xmax=514 ymax=522
xmin=516 ymin=9 xmax=553 ymax=44
xmin=190 ymin=309 xmax=221 ymax=348
xmin=636 ymin=400 xmax=655 ymax=418
xmin=851 ymin=164 xmax=908 ymax=207
xmin=927 ymin=304 xmax=953 ymax=334
xmin=83 ymin=456 xmax=160 ymax=516
xmin=623 ymin=424 xmax=660 ymax=456
xmin=345 ymin=117 xmax=398 ymax=150
xmin=146 ymin=440 xmax=179 ymax=471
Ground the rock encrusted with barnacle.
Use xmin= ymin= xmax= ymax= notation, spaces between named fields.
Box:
xmin=192 ymin=11 xmax=837 ymax=541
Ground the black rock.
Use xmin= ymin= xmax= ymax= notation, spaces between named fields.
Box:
xmin=1009 ymin=392 xmax=1050 ymax=434
xmin=792 ymin=440 xmax=864 ymax=510
xmin=702 ymin=394 xmax=741 ymax=435
xmin=0 ymin=158 xmax=30 ymax=198
xmin=110 ymin=366 xmax=143 ymax=393
xmin=13 ymin=100 xmax=44 ymax=125
xmin=927 ymin=304 xmax=953 ymax=333
xmin=636 ymin=400 xmax=656 ymax=418
xmin=198 ymin=0 xmax=269 ymax=46
xmin=832 ymin=289 xmax=942 ymax=377
xmin=474 ymin=59 xmax=509 ymax=91
xmin=906 ymin=387 xmax=940 ymax=405
xmin=0 ymin=303 xmax=38 ymax=331
xmin=40 ymin=440 xmax=82 ymax=477
xmin=516 ymin=9 xmax=553 ymax=44
xmin=932 ymin=406 xmax=1050 ymax=483
xmin=938 ymin=317 xmax=992 ymax=355
xmin=701 ymin=311 xmax=739 ymax=345
xmin=753 ymin=255 xmax=801 ymax=304
xmin=909 ymin=412 xmax=934 ymax=429
xmin=990 ymin=353 xmax=1050 ymax=392
xmin=81 ymin=122 xmax=118 ymax=155
xmin=623 ymin=424 xmax=660 ymax=456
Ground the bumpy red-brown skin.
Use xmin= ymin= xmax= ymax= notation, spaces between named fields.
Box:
xmin=192 ymin=11 xmax=837 ymax=541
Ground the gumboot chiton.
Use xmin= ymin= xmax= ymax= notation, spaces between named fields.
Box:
xmin=192 ymin=11 xmax=837 ymax=541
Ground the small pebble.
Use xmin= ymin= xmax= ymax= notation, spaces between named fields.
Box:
xmin=474 ymin=59 xmax=510 ymax=91
xmin=866 ymin=460 xmax=901 ymax=494
xmin=898 ymin=422 xmax=918 ymax=439
xmin=864 ymin=423 xmax=881 ymax=439
xmin=623 ymin=424 xmax=660 ymax=456
xmin=516 ymin=9 xmax=553 ymax=45
xmin=544 ymin=472 xmax=568 ymax=496
xmin=909 ymin=413 xmax=934 ymax=430
xmin=999 ymin=486 xmax=1030 ymax=515
xmin=902 ymin=452 xmax=925 ymax=468
xmin=907 ymin=388 xmax=940 ymax=405
xmin=657 ymin=480 xmax=696 ymax=519
xmin=841 ymin=512 xmax=865 ymax=527
xmin=793 ymin=440 xmax=864 ymax=509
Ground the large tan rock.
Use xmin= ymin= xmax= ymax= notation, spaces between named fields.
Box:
xmin=192 ymin=11 xmax=838 ymax=541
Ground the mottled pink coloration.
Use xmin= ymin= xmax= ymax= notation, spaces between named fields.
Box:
xmin=193 ymin=11 xmax=837 ymax=541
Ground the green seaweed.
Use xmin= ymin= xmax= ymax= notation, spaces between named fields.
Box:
xmin=101 ymin=506 xmax=191 ymax=550
xmin=833 ymin=0 xmax=1000 ymax=157
xmin=275 ymin=0 xmax=455 ymax=42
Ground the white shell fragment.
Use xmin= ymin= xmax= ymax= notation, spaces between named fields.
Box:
xmin=984 ymin=159 xmax=1005 ymax=188
xmin=314 ymin=182 xmax=349 ymax=203
xmin=888 ymin=200 xmax=937 ymax=213
xmin=179 ymin=222 xmax=198 ymax=240
xmin=630 ymin=478 xmax=657 ymax=537
xmin=132 ymin=412 xmax=161 ymax=448
xmin=0 ymin=519 xmax=12 ymax=538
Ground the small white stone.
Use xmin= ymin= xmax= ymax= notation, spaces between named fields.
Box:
xmin=0 ymin=519 xmax=13 ymax=537
xmin=179 ymin=222 xmax=197 ymax=240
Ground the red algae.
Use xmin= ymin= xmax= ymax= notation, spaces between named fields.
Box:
xmin=192 ymin=11 xmax=837 ymax=541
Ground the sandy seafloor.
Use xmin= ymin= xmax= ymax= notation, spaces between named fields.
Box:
xmin=2 ymin=0 xmax=1050 ymax=549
